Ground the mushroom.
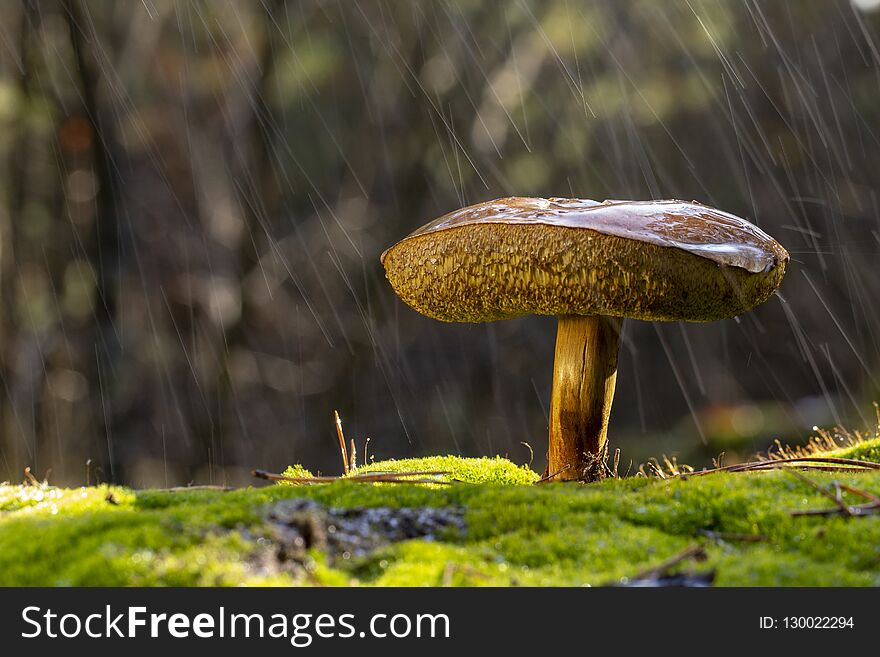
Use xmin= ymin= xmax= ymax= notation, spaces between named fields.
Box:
xmin=381 ymin=198 xmax=788 ymax=481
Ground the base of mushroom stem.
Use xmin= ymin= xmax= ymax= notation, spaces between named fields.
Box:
xmin=543 ymin=445 xmax=610 ymax=482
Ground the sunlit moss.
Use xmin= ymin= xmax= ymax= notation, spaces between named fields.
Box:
xmin=823 ymin=436 xmax=880 ymax=463
xmin=1 ymin=457 xmax=879 ymax=586
xmin=354 ymin=455 xmax=539 ymax=485
xmin=280 ymin=464 xmax=315 ymax=480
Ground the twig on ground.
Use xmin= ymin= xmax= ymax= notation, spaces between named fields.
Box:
xmin=442 ymin=562 xmax=489 ymax=586
xmin=334 ymin=410 xmax=349 ymax=475
xmin=535 ymin=463 xmax=571 ymax=484
xmin=252 ymin=469 xmax=453 ymax=486
xmin=791 ymin=505 xmax=880 ymax=517
xmin=791 ymin=499 xmax=880 ymax=517
xmin=23 ymin=467 xmax=41 ymax=487
xmin=836 ymin=482 xmax=880 ymax=503
xmin=698 ymin=530 xmax=766 ymax=543
xmin=160 ymin=485 xmax=234 ymax=492
xmin=441 ymin=563 xmax=455 ymax=587
xmin=786 ymin=471 xmax=880 ymax=518
xmin=688 ymin=455 xmax=880 ymax=477
xmin=520 ymin=442 xmax=534 ymax=469
xmin=633 ymin=545 xmax=707 ymax=581
xmin=786 ymin=469 xmax=854 ymax=517
xmin=645 ymin=459 xmax=666 ymax=479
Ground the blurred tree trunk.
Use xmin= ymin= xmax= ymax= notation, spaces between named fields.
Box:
xmin=64 ymin=0 xmax=123 ymax=482
xmin=198 ymin=0 xmax=284 ymax=482
xmin=0 ymin=0 xmax=40 ymax=481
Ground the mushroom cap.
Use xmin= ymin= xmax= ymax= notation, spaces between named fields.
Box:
xmin=381 ymin=197 xmax=789 ymax=323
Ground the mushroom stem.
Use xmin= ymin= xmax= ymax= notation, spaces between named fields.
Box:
xmin=548 ymin=315 xmax=621 ymax=481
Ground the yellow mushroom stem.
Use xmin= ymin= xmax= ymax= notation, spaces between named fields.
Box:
xmin=548 ymin=315 xmax=622 ymax=482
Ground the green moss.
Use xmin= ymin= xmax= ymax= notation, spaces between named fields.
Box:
xmin=281 ymin=464 xmax=314 ymax=480
xmin=354 ymin=455 xmax=539 ymax=485
xmin=1 ymin=456 xmax=879 ymax=586
xmin=825 ymin=436 xmax=880 ymax=463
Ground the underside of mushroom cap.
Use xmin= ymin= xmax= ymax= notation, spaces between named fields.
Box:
xmin=382 ymin=198 xmax=788 ymax=323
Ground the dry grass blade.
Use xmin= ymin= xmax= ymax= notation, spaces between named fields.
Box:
xmin=520 ymin=442 xmax=534 ymax=468
xmin=334 ymin=410 xmax=349 ymax=475
xmin=252 ymin=469 xmax=454 ymax=486
xmin=350 ymin=478 xmax=454 ymax=485
xmin=785 ymin=469 xmax=853 ymax=517
xmin=442 ymin=562 xmax=489 ymax=586
xmin=159 ymin=485 xmax=233 ymax=492
xmin=836 ymin=482 xmax=880 ymax=503
xmin=637 ymin=453 xmax=695 ymax=478
xmin=786 ymin=472 xmax=880 ymax=518
xmin=23 ymin=467 xmax=41 ymax=487
xmin=791 ymin=501 xmax=880 ymax=517
xmin=698 ymin=530 xmax=766 ymax=542
xmin=535 ymin=463 xmax=571 ymax=484
xmin=348 ymin=470 xmax=452 ymax=481
xmin=645 ymin=459 xmax=666 ymax=479
xmin=633 ymin=545 xmax=707 ymax=580
xmin=767 ymin=421 xmax=876 ymax=461
xmin=688 ymin=455 xmax=880 ymax=477
xmin=757 ymin=465 xmax=880 ymax=472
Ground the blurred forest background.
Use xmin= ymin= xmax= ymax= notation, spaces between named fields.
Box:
xmin=1 ymin=0 xmax=880 ymax=486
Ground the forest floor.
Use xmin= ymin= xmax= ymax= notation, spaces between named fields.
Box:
xmin=1 ymin=441 xmax=879 ymax=586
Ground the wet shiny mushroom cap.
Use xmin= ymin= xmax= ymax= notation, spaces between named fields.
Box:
xmin=381 ymin=197 xmax=789 ymax=323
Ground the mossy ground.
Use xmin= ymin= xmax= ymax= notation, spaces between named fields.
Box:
xmin=824 ymin=437 xmax=880 ymax=463
xmin=1 ymin=439 xmax=879 ymax=587
xmin=341 ymin=455 xmax=540 ymax=485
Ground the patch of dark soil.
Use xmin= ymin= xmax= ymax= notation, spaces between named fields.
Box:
xmin=609 ymin=545 xmax=715 ymax=587
xmin=613 ymin=571 xmax=716 ymax=587
xmin=249 ymin=499 xmax=465 ymax=577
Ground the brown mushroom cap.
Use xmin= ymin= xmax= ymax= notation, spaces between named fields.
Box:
xmin=381 ymin=197 xmax=789 ymax=323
